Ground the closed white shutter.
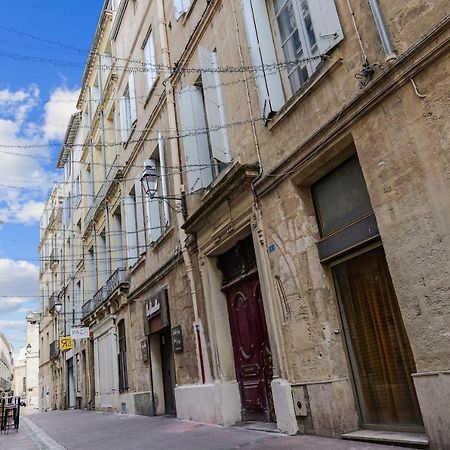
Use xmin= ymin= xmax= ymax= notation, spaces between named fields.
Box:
xmin=119 ymin=97 xmax=128 ymax=143
xmin=158 ymin=133 xmax=170 ymax=227
xmin=144 ymin=161 xmax=162 ymax=243
xmin=178 ymin=86 xmax=213 ymax=192
xmin=134 ymin=179 xmax=146 ymax=254
xmin=198 ymin=46 xmax=232 ymax=165
xmin=128 ymin=72 xmax=137 ymax=124
xmin=123 ymin=195 xmax=138 ymax=266
xmin=241 ymin=0 xmax=284 ymax=117
xmin=307 ymin=0 xmax=344 ymax=55
xmin=144 ymin=32 xmax=157 ymax=91
xmin=174 ymin=0 xmax=191 ymax=20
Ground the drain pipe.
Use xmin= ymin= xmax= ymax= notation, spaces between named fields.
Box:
xmin=367 ymin=0 xmax=396 ymax=63
xmin=156 ymin=0 xmax=210 ymax=385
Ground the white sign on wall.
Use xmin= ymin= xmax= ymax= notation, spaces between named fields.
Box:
xmin=71 ymin=327 xmax=90 ymax=340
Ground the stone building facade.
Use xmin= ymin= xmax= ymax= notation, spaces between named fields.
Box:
xmin=39 ymin=0 xmax=450 ymax=448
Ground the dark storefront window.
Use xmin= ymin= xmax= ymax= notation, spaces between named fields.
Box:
xmin=118 ymin=320 xmax=129 ymax=392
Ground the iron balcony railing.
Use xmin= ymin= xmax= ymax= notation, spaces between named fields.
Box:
xmin=49 ymin=340 xmax=59 ymax=359
xmin=82 ymin=268 xmax=128 ymax=320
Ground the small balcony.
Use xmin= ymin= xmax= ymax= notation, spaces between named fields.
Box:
xmin=82 ymin=268 xmax=129 ymax=320
xmin=50 ymin=340 xmax=59 ymax=359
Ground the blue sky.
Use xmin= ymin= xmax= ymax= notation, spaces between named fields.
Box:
xmin=0 ymin=1 xmax=103 ymax=354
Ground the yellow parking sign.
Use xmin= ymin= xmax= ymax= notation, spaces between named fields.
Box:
xmin=60 ymin=336 xmax=73 ymax=351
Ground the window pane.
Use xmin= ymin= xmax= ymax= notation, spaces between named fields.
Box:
xmin=300 ymin=0 xmax=316 ymax=49
xmin=312 ymin=157 xmax=373 ymax=237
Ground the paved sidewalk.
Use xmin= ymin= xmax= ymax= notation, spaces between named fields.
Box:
xmin=1 ymin=410 xmax=416 ymax=450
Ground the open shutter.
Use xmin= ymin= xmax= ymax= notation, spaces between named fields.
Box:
xmin=198 ymin=47 xmax=232 ymax=166
xmin=241 ymin=0 xmax=284 ymax=118
xmin=123 ymin=195 xmax=138 ymax=266
xmin=128 ymin=72 xmax=137 ymax=124
xmin=144 ymin=32 xmax=157 ymax=90
xmin=307 ymin=0 xmax=344 ymax=55
xmin=158 ymin=133 xmax=170 ymax=227
xmin=119 ymin=97 xmax=128 ymax=143
xmin=174 ymin=0 xmax=191 ymax=20
xmin=144 ymin=161 xmax=162 ymax=243
xmin=178 ymin=86 xmax=213 ymax=192
xmin=134 ymin=179 xmax=146 ymax=254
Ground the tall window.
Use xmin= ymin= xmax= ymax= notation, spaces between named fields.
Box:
xmin=119 ymin=73 xmax=137 ymax=143
xmin=143 ymin=31 xmax=157 ymax=92
xmin=241 ymin=0 xmax=343 ymax=115
xmin=144 ymin=134 xmax=170 ymax=243
xmin=118 ymin=320 xmax=128 ymax=392
xmin=178 ymin=47 xmax=232 ymax=193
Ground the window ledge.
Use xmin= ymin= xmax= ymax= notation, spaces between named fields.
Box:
xmin=268 ymin=57 xmax=344 ymax=131
xmin=129 ymin=253 xmax=145 ymax=274
xmin=149 ymin=226 xmax=174 ymax=252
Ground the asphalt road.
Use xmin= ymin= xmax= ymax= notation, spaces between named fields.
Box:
xmin=0 ymin=410 xmax=413 ymax=450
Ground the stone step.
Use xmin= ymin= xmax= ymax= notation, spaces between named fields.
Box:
xmin=342 ymin=430 xmax=429 ymax=448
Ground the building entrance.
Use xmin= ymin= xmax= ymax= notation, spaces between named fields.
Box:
xmin=333 ymin=246 xmax=423 ymax=430
xmin=219 ymin=236 xmax=274 ymax=422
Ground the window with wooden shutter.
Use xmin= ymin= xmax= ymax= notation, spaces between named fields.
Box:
xmin=178 ymin=86 xmax=213 ymax=192
xmin=198 ymin=46 xmax=232 ymax=171
xmin=134 ymin=179 xmax=146 ymax=254
xmin=241 ymin=0 xmax=285 ymax=118
xmin=143 ymin=31 xmax=157 ymax=92
xmin=272 ymin=0 xmax=343 ymax=96
xmin=123 ymin=194 xmax=138 ymax=266
xmin=144 ymin=136 xmax=169 ymax=243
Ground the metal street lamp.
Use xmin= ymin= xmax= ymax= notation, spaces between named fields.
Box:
xmin=141 ymin=160 xmax=188 ymax=218
xmin=54 ymin=297 xmax=63 ymax=314
xmin=141 ymin=160 xmax=159 ymax=199
xmin=26 ymin=343 xmax=32 ymax=354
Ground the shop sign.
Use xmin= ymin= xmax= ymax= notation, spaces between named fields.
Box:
xmin=146 ymin=295 xmax=161 ymax=318
xmin=71 ymin=327 xmax=89 ymax=340
xmin=60 ymin=336 xmax=73 ymax=352
xmin=172 ymin=325 xmax=183 ymax=353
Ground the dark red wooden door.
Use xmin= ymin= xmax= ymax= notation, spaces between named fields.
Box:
xmin=225 ymin=273 xmax=274 ymax=422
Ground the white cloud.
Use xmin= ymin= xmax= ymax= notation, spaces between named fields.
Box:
xmin=0 ymin=259 xmax=39 ymax=298
xmin=43 ymin=87 xmax=80 ymax=141
xmin=0 ymin=84 xmax=79 ymax=225
xmin=0 ymin=320 xmax=25 ymax=331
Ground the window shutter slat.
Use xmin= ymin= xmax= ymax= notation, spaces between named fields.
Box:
xmin=128 ymin=72 xmax=137 ymax=123
xmin=178 ymin=86 xmax=213 ymax=192
xmin=198 ymin=46 xmax=232 ymax=165
xmin=158 ymin=133 xmax=170 ymax=227
xmin=307 ymin=0 xmax=344 ymax=56
xmin=123 ymin=195 xmax=138 ymax=266
xmin=134 ymin=179 xmax=146 ymax=254
xmin=241 ymin=0 xmax=284 ymax=117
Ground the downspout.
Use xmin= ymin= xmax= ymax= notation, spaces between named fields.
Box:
xmin=367 ymin=0 xmax=397 ymax=63
xmin=156 ymin=0 xmax=210 ymax=384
